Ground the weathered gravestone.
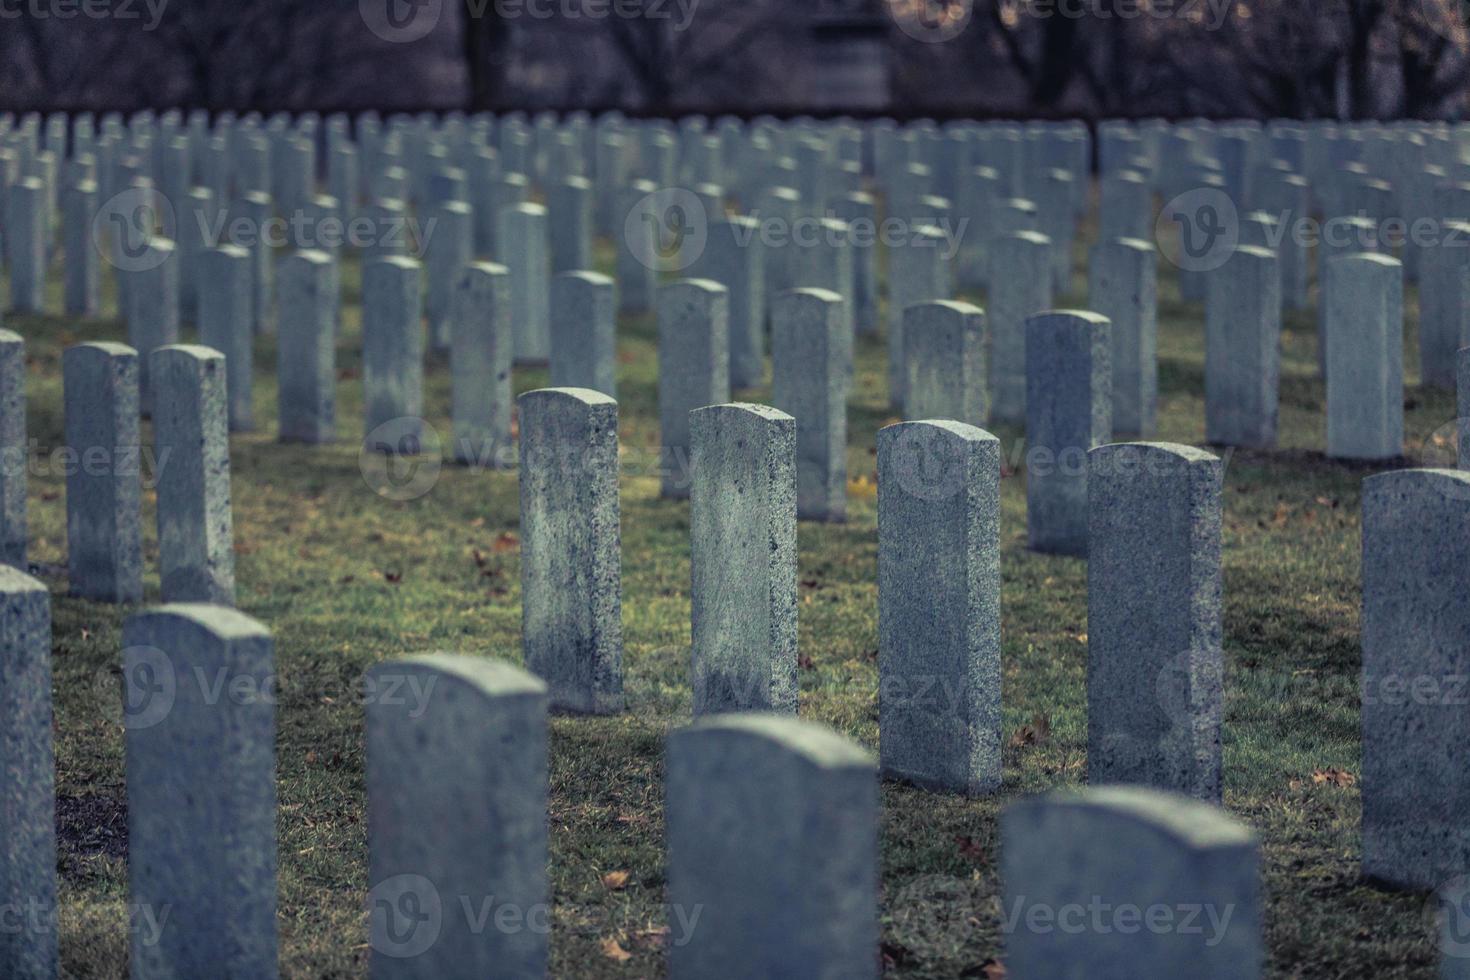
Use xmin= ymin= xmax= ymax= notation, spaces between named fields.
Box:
xmin=830 ymin=192 xmax=879 ymax=335
xmin=235 ymin=190 xmax=274 ymax=334
xmin=362 ymin=256 xmax=425 ymax=454
xmin=1002 ymin=786 xmax=1261 ymax=979
xmin=877 ymin=420 xmax=1001 ymax=796
xmin=367 ymin=656 xmax=548 ymax=977
xmin=887 ymin=223 xmax=951 ymax=408
xmin=690 ymin=405 xmax=797 ymax=716
xmin=658 ymin=280 xmax=730 ymax=499
xmin=1088 ymin=238 xmax=1158 ymax=438
xmin=499 ymin=202 xmax=551 ymax=364
xmin=691 ymin=216 xmax=765 ymax=389
xmin=989 ymin=231 xmax=1053 ymax=425
xmin=451 ymin=262 xmax=512 ymax=467
xmin=1419 ymin=221 xmax=1470 ymax=390
xmin=1205 ymin=246 xmax=1280 ymax=448
xmin=151 ymin=345 xmax=234 ymax=604
xmin=902 ymin=300 xmax=986 ymax=429
xmin=1088 ymin=443 xmax=1223 ymax=802
xmin=666 ymin=715 xmax=878 ymax=979
xmin=277 ymin=250 xmax=336 ymax=444
xmin=1461 ymin=347 xmax=1470 ymax=469
xmin=518 ymin=388 xmax=624 ymax=715
xmin=1325 ymin=253 xmax=1403 ymax=460
xmin=7 ymin=177 xmax=45 ymax=313
xmin=0 ymin=331 xmax=24 ymax=568
xmin=1026 ymin=311 xmax=1111 ymax=557
xmin=63 ymin=342 xmax=141 ymax=602
xmin=0 ymin=566 xmax=55 ymax=979
xmin=124 ymin=605 xmax=275 ymax=978
xmin=771 ymin=289 xmax=850 ymax=523
xmin=424 ymin=200 xmax=472 ymax=351
xmin=550 ymin=271 xmax=617 ymax=398
xmin=126 ymin=239 xmax=179 ymax=416
xmin=1361 ymin=468 xmax=1470 ymax=889
xmin=548 ymin=175 xmax=593 ymax=274
xmin=615 ymin=179 xmax=659 ymax=315
xmin=63 ymin=179 xmax=99 ymax=315
xmin=197 ymin=245 xmax=255 ymax=432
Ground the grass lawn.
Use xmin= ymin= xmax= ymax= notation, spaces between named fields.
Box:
xmin=2 ymin=207 xmax=1453 ymax=977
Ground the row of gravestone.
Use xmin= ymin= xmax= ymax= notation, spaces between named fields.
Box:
xmin=0 ymin=571 xmax=1273 ymax=978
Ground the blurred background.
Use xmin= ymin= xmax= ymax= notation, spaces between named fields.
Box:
xmin=4 ymin=0 xmax=1470 ymax=120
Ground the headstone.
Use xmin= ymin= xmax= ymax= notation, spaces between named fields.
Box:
xmin=1205 ymin=246 xmax=1280 ymax=448
xmin=179 ymin=186 xmax=213 ymax=323
xmin=615 ymin=179 xmax=658 ymax=314
xmin=198 ymin=245 xmax=255 ymax=431
xmin=236 ymin=191 xmax=274 ymax=334
xmin=151 ymin=345 xmax=234 ymax=604
xmin=1088 ymin=443 xmax=1223 ymax=801
xmin=0 ymin=567 xmax=54 ymax=979
xmin=1002 ymin=787 xmax=1260 ymax=978
xmin=830 ymin=192 xmax=879 ymax=335
xmin=1420 ymin=222 xmax=1470 ymax=390
xmin=877 ymin=419 xmax=1001 ymax=795
xmin=1325 ymin=253 xmax=1403 ymax=460
xmin=771 ymin=290 xmax=850 ymax=523
xmin=0 ymin=333 xmax=24 ymax=569
xmin=989 ymin=231 xmax=1054 ymax=424
xmin=901 ymin=300 xmax=986 ymax=428
xmin=276 ymin=250 xmax=336 ymax=444
xmin=1461 ymin=347 xmax=1470 ymax=469
xmin=1025 ymin=311 xmax=1111 ymax=557
xmin=667 ymin=715 xmax=878 ymax=979
xmin=691 ymin=216 xmax=765 ymax=389
xmin=658 ymin=280 xmax=730 ymax=499
xmin=689 ymin=404 xmax=797 ymax=716
xmin=1088 ymin=238 xmax=1159 ymax=437
xmin=887 ymin=223 xmax=951 ymax=408
xmin=518 ymin=388 xmax=624 ymax=715
xmin=498 ymin=203 xmax=551 ymax=364
xmin=125 ymin=239 xmax=179 ymax=415
xmin=450 ymin=262 xmax=511 ymax=467
xmin=366 ymin=656 xmax=549 ymax=976
xmin=548 ymin=176 xmax=592 ymax=274
xmin=64 ymin=342 xmax=142 ymax=602
xmin=358 ymin=254 xmax=426 ymax=453
xmin=63 ymin=180 xmax=99 ymax=315
xmin=550 ymin=271 xmax=617 ymax=398
xmin=424 ymin=200 xmax=473 ymax=351
xmin=124 ymin=605 xmax=275 ymax=977
xmin=7 ymin=178 xmax=45 ymax=312
xmin=1361 ymin=468 xmax=1470 ymax=889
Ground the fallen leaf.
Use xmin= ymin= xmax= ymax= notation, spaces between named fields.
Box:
xmin=601 ymin=870 xmax=631 ymax=890
xmin=798 ymin=654 xmax=816 ymax=671
xmin=600 ymin=937 xmax=633 ymax=963
xmin=979 ymin=958 xmax=1008 ymax=978
xmin=955 ymin=834 xmax=986 ymax=861
xmin=472 ymin=549 xmax=487 ymax=568
xmin=492 ymin=532 xmax=519 ymax=553
xmin=1311 ymin=767 xmax=1356 ymax=788
xmin=1270 ymin=501 xmax=1291 ymax=527
xmin=632 ymin=925 xmax=670 ymax=949
xmin=382 ymin=570 xmax=402 ymax=584
xmin=1009 ymin=713 xmax=1052 ymax=749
